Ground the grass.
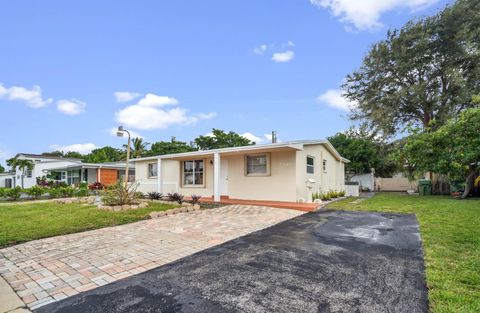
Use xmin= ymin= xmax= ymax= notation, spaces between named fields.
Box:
xmin=326 ymin=193 xmax=480 ymax=313
xmin=0 ymin=201 xmax=176 ymax=248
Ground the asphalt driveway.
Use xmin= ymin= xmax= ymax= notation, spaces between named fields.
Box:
xmin=36 ymin=210 xmax=428 ymax=313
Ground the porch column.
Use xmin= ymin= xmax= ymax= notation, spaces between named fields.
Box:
xmin=157 ymin=158 xmax=163 ymax=193
xmin=213 ymin=153 xmax=220 ymax=202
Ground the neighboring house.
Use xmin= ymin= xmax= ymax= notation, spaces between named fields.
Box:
xmin=132 ymin=140 xmax=349 ymax=203
xmin=0 ymin=153 xmax=134 ymax=188
xmin=8 ymin=154 xmax=82 ymax=188
xmin=45 ymin=162 xmax=135 ymax=186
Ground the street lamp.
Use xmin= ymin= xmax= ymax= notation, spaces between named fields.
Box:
xmin=117 ymin=126 xmax=131 ymax=188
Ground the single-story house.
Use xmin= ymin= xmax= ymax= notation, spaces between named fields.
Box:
xmin=0 ymin=153 xmax=134 ymax=188
xmin=132 ymin=140 xmax=349 ymax=203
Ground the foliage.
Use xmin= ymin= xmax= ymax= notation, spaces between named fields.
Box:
xmin=190 ymin=195 xmax=202 ymax=205
xmin=327 ymin=193 xmax=480 ymax=313
xmin=166 ymin=192 xmax=184 ymax=204
xmin=5 ymin=187 xmax=22 ymax=201
xmin=41 ymin=151 xmax=84 ymax=159
xmin=36 ymin=176 xmax=51 ymax=187
xmin=88 ymin=182 xmax=105 ymax=190
xmin=25 ymin=186 xmax=46 ymax=199
xmin=194 ymin=129 xmax=254 ymax=150
xmin=83 ymin=146 xmax=124 ymax=163
xmin=47 ymin=188 xmax=61 ymax=199
xmin=59 ymin=186 xmax=75 ymax=198
xmin=74 ymin=187 xmax=90 ymax=197
xmin=0 ymin=164 xmax=4 ymax=173
xmin=147 ymin=140 xmax=197 ymax=156
xmin=147 ymin=192 xmax=163 ymax=200
xmin=400 ymin=108 xmax=480 ymax=198
xmin=0 ymin=201 xmax=176 ymax=248
xmin=328 ymin=127 xmax=398 ymax=177
xmin=0 ymin=188 xmax=5 ymax=198
xmin=101 ymin=181 xmax=140 ymax=206
xmin=125 ymin=137 xmax=149 ymax=159
xmin=343 ymin=0 xmax=480 ymax=136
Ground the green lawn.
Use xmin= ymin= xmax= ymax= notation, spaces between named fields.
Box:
xmin=0 ymin=201 xmax=176 ymax=248
xmin=327 ymin=193 xmax=480 ymax=313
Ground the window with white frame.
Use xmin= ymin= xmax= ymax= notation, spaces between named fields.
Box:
xmin=183 ymin=160 xmax=204 ymax=186
xmin=25 ymin=169 xmax=32 ymax=178
xmin=148 ymin=163 xmax=158 ymax=178
xmin=306 ymin=156 xmax=315 ymax=174
xmin=245 ymin=153 xmax=270 ymax=176
xmin=323 ymin=159 xmax=327 ymax=172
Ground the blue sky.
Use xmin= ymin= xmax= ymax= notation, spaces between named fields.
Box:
xmin=0 ymin=0 xmax=450 ymax=165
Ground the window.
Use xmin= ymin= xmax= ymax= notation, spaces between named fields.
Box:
xmin=183 ymin=160 xmax=204 ymax=186
xmin=245 ymin=154 xmax=270 ymax=176
xmin=148 ymin=163 xmax=157 ymax=178
xmin=25 ymin=169 xmax=32 ymax=178
xmin=306 ymin=156 xmax=314 ymax=174
xmin=323 ymin=159 xmax=327 ymax=172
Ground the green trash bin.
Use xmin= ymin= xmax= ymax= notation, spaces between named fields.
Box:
xmin=418 ymin=179 xmax=432 ymax=196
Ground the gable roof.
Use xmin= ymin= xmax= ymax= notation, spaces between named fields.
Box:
xmin=15 ymin=153 xmax=82 ymax=162
xmin=131 ymin=140 xmax=350 ymax=163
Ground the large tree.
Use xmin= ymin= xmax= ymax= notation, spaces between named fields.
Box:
xmin=125 ymin=137 xmax=149 ymax=159
xmin=194 ymin=129 xmax=254 ymax=150
xmin=83 ymin=146 xmax=124 ymax=163
xmin=147 ymin=140 xmax=196 ymax=156
xmin=0 ymin=164 xmax=4 ymax=173
xmin=400 ymin=107 xmax=480 ymax=198
xmin=328 ymin=127 xmax=397 ymax=177
xmin=343 ymin=0 xmax=480 ymax=136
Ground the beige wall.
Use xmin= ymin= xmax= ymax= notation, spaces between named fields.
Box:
xmin=295 ymin=145 xmax=345 ymax=201
xmin=225 ymin=150 xmax=297 ymax=202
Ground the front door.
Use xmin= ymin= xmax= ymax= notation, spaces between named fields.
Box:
xmin=220 ymin=159 xmax=228 ymax=196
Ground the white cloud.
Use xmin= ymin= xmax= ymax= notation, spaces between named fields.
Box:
xmin=137 ymin=93 xmax=179 ymax=107
xmin=115 ymin=93 xmax=216 ymax=130
xmin=316 ymin=89 xmax=357 ymax=111
xmin=49 ymin=143 xmax=98 ymax=154
xmin=310 ymin=0 xmax=438 ymax=31
xmin=272 ymin=50 xmax=295 ymax=63
xmin=242 ymin=132 xmax=263 ymax=143
xmin=253 ymin=44 xmax=268 ymax=55
xmin=0 ymin=83 xmax=53 ymax=108
xmin=108 ymin=127 xmax=143 ymax=139
xmin=56 ymin=99 xmax=86 ymax=115
xmin=114 ymin=91 xmax=141 ymax=102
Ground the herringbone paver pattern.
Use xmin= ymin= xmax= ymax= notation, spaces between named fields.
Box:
xmin=0 ymin=205 xmax=303 ymax=309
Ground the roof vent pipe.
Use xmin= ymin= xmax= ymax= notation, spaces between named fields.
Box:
xmin=271 ymin=131 xmax=277 ymax=144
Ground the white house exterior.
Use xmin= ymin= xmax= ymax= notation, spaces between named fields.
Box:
xmin=132 ymin=140 xmax=349 ymax=203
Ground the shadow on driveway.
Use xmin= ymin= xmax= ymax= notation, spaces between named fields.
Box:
xmin=36 ymin=210 xmax=428 ymax=313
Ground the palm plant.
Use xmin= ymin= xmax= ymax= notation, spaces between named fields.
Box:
xmin=7 ymin=158 xmax=34 ymax=188
xmin=123 ymin=137 xmax=149 ymax=159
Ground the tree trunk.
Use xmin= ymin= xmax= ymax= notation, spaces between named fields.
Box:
xmin=461 ymin=168 xmax=476 ymax=199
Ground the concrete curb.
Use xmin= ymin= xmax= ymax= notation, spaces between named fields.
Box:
xmin=0 ymin=276 xmax=31 ymax=313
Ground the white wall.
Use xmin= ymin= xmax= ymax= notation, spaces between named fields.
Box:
xmin=350 ymin=173 xmax=375 ymax=191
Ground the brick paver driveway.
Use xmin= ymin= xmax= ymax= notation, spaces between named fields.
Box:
xmin=0 ymin=205 xmax=303 ymax=310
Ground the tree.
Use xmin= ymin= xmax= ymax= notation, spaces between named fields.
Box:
xmin=6 ymin=158 xmax=34 ymax=188
xmin=400 ymin=107 xmax=480 ymax=198
xmin=83 ymin=146 xmax=124 ymax=163
xmin=328 ymin=127 xmax=397 ymax=177
xmin=125 ymin=137 xmax=149 ymax=159
xmin=0 ymin=164 xmax=4 ymax=173
xmin=194 ymin=129 xmax=254 ymax=150
xmin=343 ymin=0 xmax=480 ymax=136
xmin=147 ymin=140 xmax=196 ymax=156
xmin=42 ymin=150 xmax=84 ymax=159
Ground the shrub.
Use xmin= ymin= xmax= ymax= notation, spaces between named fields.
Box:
xmin=321 ymin=193 xmax=331 ymax=201
xmin=88 ymin=182 xmax=105 ymax=191
xmin=59 ymin=186 xmax=75 ymax=198
xmin=166 ymin=192 xmax=184 ymax=204
xmin=338 ymin=190 xmax=346 ymax=197
xmin=0 ymin=188 xmax=5 ymax=199
xmin=48 ymin=188 xmax=61 ymax=199
xmin=190 ymin=195 xmax=202 ymax=205
xmin=25 ymin=185 xmax=46 ymax=199
xmin=134 ymin=192 xmax=145 ymax=199
xmin=36 ymin=176 xmax=52 ymax=187
xmin=312 ymin=192 xmax=322 ymax=202
xmin=74 ymin=187 xmax=90 ymax=197
xmin=147 ymin=192 xmax=163 ymax=200
xmin=5 ymin=187 xmax=22 ymax=201
xmin=101 ymin=181 xmax=140 ymax=206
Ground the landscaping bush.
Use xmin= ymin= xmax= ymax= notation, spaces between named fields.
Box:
xmin=312 ymin=192 xmax=322 ymax=202
xmin=25 ymin=185 xmax=46 ymax=199
xmin=59 ymin=186 xmax=75 ymax=198
xmin=0 ymin=188 xmax=5 ymax=199
xmin=5 ymin=187 xmax=22 ymax=201
xmin=190 ymin=195 xmax=202 ymax=205
xmin=321 ymin=193 xmax=331 ymax=201
xmin=338 ymin=190 xmax=346 ymax=197
xmin=134 ymin=192 xmax=145 ymax=199
xmin=74 ymin=187 xmax=90 ymax=197
xmin=147 ymin=192 xmax=163 ymax=200
xmin=36 ymin=176 xmax=52 ymax=187
xmin=166 ymin=192 xmax=184 ymax=204
xmin=47 ymin=188 xmax=61 ymax=199
xmin=101 ymin=181 xmax=140 ymax=206
xmin=88 ymin=182 xmax=105 ymax=191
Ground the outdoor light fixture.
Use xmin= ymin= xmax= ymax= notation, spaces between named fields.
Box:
xmin=117 ymin=125 xmax=131 ymax=188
